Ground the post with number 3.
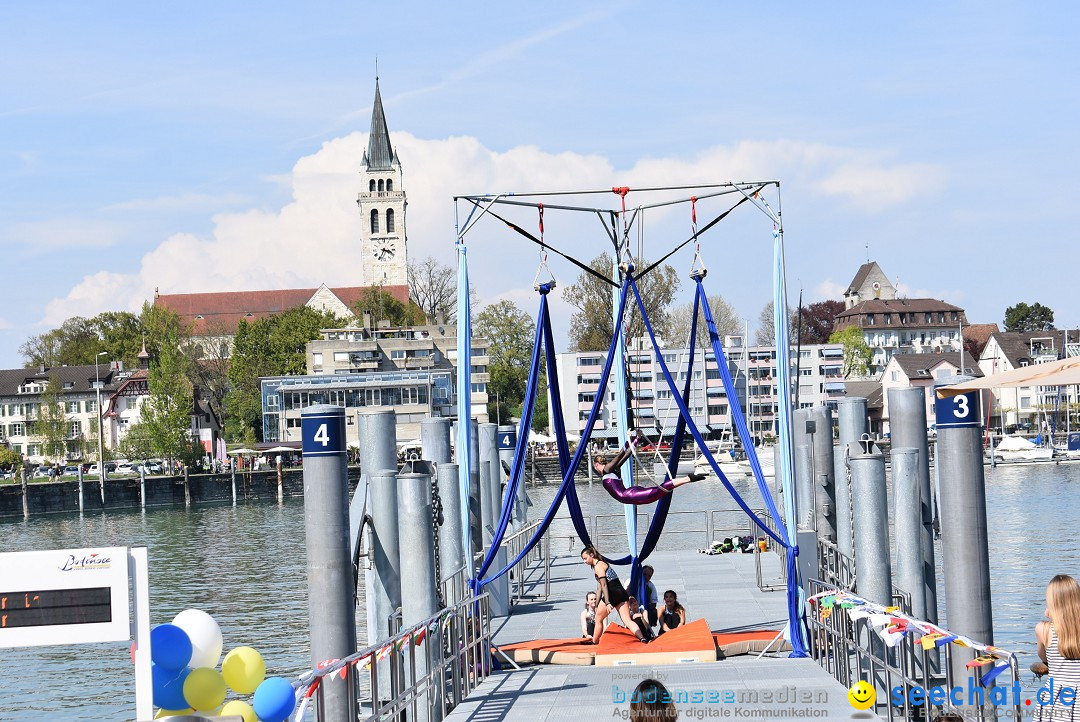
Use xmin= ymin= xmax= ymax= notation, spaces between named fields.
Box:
xmin=299 ymin=404 xmax=358 ymax=718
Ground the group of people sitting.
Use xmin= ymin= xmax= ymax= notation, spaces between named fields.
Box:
xmin=580 ymin=550 xmax=687 ymax=644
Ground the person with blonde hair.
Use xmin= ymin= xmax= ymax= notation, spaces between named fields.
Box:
xmin=1035 ymin=574 xmax=1080 ymax=720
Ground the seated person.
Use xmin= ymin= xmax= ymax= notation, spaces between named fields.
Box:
xmin=580 ymin=592 xmax=601 ymax=639
xmin=642 ymin=565 xmax=659 ymax=627
xmin=628 ymin=596 xmax=654 ymax=640
xmin=658 ymin=590 xmax=686 ymax=635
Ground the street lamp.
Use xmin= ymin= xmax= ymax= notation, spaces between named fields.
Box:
xmin=95 ymin=352 xmax=108 ymax=492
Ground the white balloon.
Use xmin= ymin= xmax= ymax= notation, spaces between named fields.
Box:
xmin=172 ymin=609 xmax=223 ymax=669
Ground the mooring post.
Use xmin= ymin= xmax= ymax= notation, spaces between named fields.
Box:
xmin=300 ymin=404 xmax=358 ymax=722
xmin=891 ymin=448 xmax=924 ymax=614
xmin=479 ymin=423 xmax=510 ymax=616
xmin=810 ymin=406 xmax=836 ymax=542
xmin=276 ymin=455 xmax=283 ymax=503
xmin=467 ymin=419 xmax=482 ymax=559
xmin=887 ymin=387 xmax=938 ymax=623
xmin=398 ymin=470 xmax=441 ymax=722
xmin=497 ymin=424 xmax=518 ymax=530
xmin=421 ymin=418 xmax=452 ymax=465
xmin=834 ymin=397 xmax=868 ymax=566
xmin=935 ymin=385 xmax=994 ymax=682
xmin=140 ymin=467 xmax=146 ymax=509
xmin=183 ymin=465 xmax=190 ymax=507
xmin=848 ymin=440 xmax=892 ymax=606
xmin=795 ymin=444 xmax=813 ymax=529
xmin=230 ymin=461 xmax=237 ymax=505
xmin=478 ymin=423 xmax=497 ymax=545
xmin=77 ymin=466 xmax=84 ymax=513
xmin=437 ymin=462 xmax=465 ymax=600
xmin=21 ymin=467 xmax=28 ymax=519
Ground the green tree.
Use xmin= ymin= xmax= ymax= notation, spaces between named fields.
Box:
xmin=1004 ymin=302 xmax=1056 ymax=332
xmin=353 ymin=285 xmax=425 ymax=328
xmin=475 ymin=300 xmax=536 ymax=425
xmin=225 ymin=306 xmax=341 ymax=441
xmin=829 ymin=325 xmax=873 ymax=378
xmin=563 ymin=253 xmax=681 ymax=352
xmin=135 ymin=332 xmax=195 ymax=463
xmin=0 ymin=447 xmax=21 ymax=473
xmin=35 ymin=375 xmax=69 ymax=466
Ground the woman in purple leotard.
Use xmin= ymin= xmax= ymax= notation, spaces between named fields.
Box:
xmin=593 ymin=432 xmax=705 ymax=505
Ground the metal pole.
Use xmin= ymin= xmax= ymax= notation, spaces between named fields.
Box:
xmin=795 ymin=445 xmax=812 ymax=529
xmin=230 ymin=461 xmax=237 ymax=504
xmin=398 ymin=471 xmax=440 ymax=722
xmin=478 ymin=423 xmax=498 ymax=545
xmin=809 ymin=406 xmax=836 ymax=542
xmin=139 ymin=467 xmax=146 ymax=509
xmin=96 ymin=352 xmax=107 ymax=505
xmin=887 ymin=387 xmax=938 ymax=622
xmin=300 ymin=404 xmax=358 ymax=722
xmin=467 ymin=419 xmax=481 ymax=559
xmin=77 ymin=466 xmax=84 ymax=513
xmin=834 ymin=397 xmax=868 ymax=563
xmin=936 ymin=389 xmax=993 ymax=681
xmin=891 ymin=448 xmax=925 ymax=618
xmin=421 ymin=418 xmax=452 ymax=465
xmin=21 ymin=467 xmax=28 ymax=519
xmin=437 ymin=463 xmax=465 ymax=590
xmin=497 ymin=425 xmax=518 ymax=529
xmin=183 ymin=465 xmax=190 ymax=507
xmin=848 ymin=440 xmax=892 ymax=606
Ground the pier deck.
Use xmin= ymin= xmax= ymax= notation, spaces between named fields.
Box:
xmin=446 ymin=549 xmax=873 ymax=720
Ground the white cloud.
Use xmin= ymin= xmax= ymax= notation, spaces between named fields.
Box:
xmin=104 ymin=191 xmax=253 ymax=214
xmin=9 ymin=218 xmax=125 ymax=251
xmin=40 ymin=134 xmax=945 ymax=325
xmin=812 ymin=280 xmax=847 ymax=302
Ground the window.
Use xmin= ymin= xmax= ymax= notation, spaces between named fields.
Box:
xmin=707 ymin=404 xmax=728 ymax=416
xmin=470 ymin=383 xmax=486 ymax=393
xmin=9 ymin=423 xmax=24 ymax=436
xmin=951 ymin=311 xmax=959 ymax=321
xmin=369 ymin=179 xmax=376 ymax=192
xmin=86 ymin=400 xmax=96 ymax=413
xmin=891 ymin=371 xmax=899 ymax=381
xmin=706 ymin=369 xmax=721 ymax=380
xmin=69 ymin=420 xmax=81 ymax=438
xmin=577 ymin=357 xmax=601 ymax=366
xmin=386 ymin=209 xmax=395 ymax=233
xmin=866 ymin=314 xmax=875 ymax=326
xmin=287 ymin=417 xmax=302 ymax=428
xmin=378 ymin=179 xmax=384 ymax=192
xmin=579 ymin=393 xmax=596 ymax=404
xmin=657 ymin=390 xmax=672 ymax=400
xmin=312 ymin=353 xmax=323 ymax=366
xmin=370 ymin=209 xmax=379 ymax=233
xmin=334 ymin=352 xmax=350 ymax=362
xmin=391 ymin=350 xmax=406 ymax=360
xmin=925 ymin=313 xmax=932 ymax=324
xmin=266 ymin=394 xmax=279 ymax=408
xmin=1020 ymin=397 xmax=1031 ymax=409
xmin=66 ymin=401 xmax=80 ymax=413
xmin=884 ymin=313 xmax=892 ymax=325
xmin=386 ymin=179 xmax=393 ymax=192
xmin=365 ymin=388 xmax=382 ymax=406
xmin=939 ymin=312 xmax=945 ymax=323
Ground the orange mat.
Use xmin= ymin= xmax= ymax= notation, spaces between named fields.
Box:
xmin=499 ymin=619 xmax=734 ymax=666
xmin=711 ymin=629 xmax=789 ymax=657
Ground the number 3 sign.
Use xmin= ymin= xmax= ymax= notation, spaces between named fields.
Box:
xmin=934 ymin=389 xmax=982 ymax=429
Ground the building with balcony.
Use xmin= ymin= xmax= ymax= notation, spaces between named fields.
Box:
xmin=261 ymin=323 xmax=489 ymax=443
xmin=977 ymin=330 xmax=1075 ymax=432
xmin=880 ymin=352 xmax=983 ymax=434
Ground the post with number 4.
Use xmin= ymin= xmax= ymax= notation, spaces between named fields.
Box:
xmin=933 ymin=385 xmax=994 ymax=682
xmin=300 ymin=404 xmax=357 ymax=719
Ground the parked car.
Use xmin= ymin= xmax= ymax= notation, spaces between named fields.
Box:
xmin=140 ymin=461 xmax=164 ymax=475
xmin=32 ymin=466 xmax=52 ymax=479
xmin=62 ymin=465 xmax=81 ymax=476
xmin=113 ymin=463 xmax=137 ymax=476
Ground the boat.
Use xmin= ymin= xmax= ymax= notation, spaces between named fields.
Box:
xmin=992 ymin=434 xmax=1054 ymax=463
xmin=737 ymin=446 xmax=776 ymax=478
xmin=692 ymin=446 xmax=745 ymax=477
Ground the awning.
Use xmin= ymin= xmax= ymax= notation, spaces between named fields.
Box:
xmin=824 ymin=382 xmax=846 ymax=393
xmin=942 ymin=356 xmax=1080 ymax=395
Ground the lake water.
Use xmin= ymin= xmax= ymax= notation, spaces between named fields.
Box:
xmin=0 ymin=462 xmax=1074 ymax=719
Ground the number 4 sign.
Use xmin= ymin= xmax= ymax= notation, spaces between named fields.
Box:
xmin=301 ymin=410 xmax=346 ymax=456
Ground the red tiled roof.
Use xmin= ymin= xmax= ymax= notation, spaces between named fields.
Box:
xmin=155 ymin=285 xmax=410 ymax=335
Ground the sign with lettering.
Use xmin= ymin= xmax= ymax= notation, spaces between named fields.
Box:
xmin=302 ymin=410 xmax=346 ymax=457
xmin=498 ymin=429 xmax=516 ymax=450
xmin=0 ymin=547 xmax=130 ymax=648
xmin=934 ymin=390 xmax=982 ymax=429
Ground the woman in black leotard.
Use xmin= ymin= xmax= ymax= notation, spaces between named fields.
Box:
xmin=658 ymin=590 xmax=686 ymax=635
xmin=580 ymin=545 xmax=649 ymax=645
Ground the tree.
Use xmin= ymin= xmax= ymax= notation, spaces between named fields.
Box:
xmin=829 ymin=326 xmax=873 ymax=378
xmin=408 ymin=256 xmax=457 ymax=323
xmin=35 ymin=375 xmax=69 ymax=467
xmin=353 ymin=285 xmax=425 ymax=328
xmin=0 ymin=447 xmax=21 ymax=473
xmin=666 ymin=293 xmax=741 ymax=348
xmin=474 ymin=300 xmax=536 ymax=425
xmin=134 ymin=331 xmax=194 ymax=463
xmin=1004 ymin=302 xmax=1055 ymax=332
xmin=796 ymin=300 xmax=846 ymax=345
xmin=755 ymin=301 xmax=799 ymax=346
xmin=563 ymin=253 xmax=681 ymax=352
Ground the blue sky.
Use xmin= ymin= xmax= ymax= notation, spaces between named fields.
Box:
xmin=2 ymin=2 xmax=1077 ymax=368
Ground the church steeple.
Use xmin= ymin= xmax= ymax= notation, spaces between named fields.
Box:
xmin=364 ymin=78 xmax=397 ymax=171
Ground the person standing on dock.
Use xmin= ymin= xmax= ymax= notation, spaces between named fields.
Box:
xmin=1035 ymin=574 xmax=1080 ymax=721
xmin=581 ymin=545 xmax=649 ymax=644
xmin=593 ymin=431 xmax=705 ymax=505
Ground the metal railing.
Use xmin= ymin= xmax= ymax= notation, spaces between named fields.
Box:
xmin=299 ymin=592 xmax=494 ymax=722
xmin=806 ymin=579 xmax=1022 ymax=722
xmin=499 ymin=520 xmax=551 ymax=605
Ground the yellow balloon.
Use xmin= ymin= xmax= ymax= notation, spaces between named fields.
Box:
xmin=221 ymin=646 xmax=266 ymax=694
xmin=182 ymin=666 xmax=227 ymax=712
xmin=221 ymin=699 xmax=258 ymax=722
xmin=154 ymin=708 xmax=193 ymax=719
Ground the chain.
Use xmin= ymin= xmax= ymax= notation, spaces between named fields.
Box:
xmin=845 ymin=447 xmax=856 ymax=592
xmin=431 ymin=473 xmax=445 ymax=609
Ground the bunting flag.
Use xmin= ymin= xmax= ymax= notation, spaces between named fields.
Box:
xmin=377 ymin=644 xmax=393 ymax=661
xmin=395 ymin=636 xmax=410 ymax=653
xmin=981 ymin=661 xmax=1011 ymax=686
xmin=966 ymin=655 xmax=997 ymax=668
xmin=920 ymin=633 xmax=946 ymax=651
xmin=353 ymin=654 xmax=372 ymax=671
xmin=413 ymin=627 xmax=427 ymax=646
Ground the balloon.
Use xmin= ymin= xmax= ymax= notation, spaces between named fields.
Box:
xmin=252 ymin=677 xmax=296 ymax=722
xmin=220 ymin=699 xmax=258 ymax=722
xmin=182 ymin=667 xmax=227 ymax=712
xmin=151 ymin=664 xmax=190 ymax=711
xmin=172 ymin=609 xmax=223 ymax=669
xmin=221 ymin=646 xmax=266 ymax=694
xmin=151 ymin=623 xmax=193 ymax=670
xmin=154 ymin=708 xmax=194 ymax=719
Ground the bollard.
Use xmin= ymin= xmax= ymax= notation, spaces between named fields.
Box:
xmin=140 ymin=467 xmax=146 ymax=509
xmin=795 ymin=445 xmax=813 ymax=529
xmin=300 ymin=404 xmax=358 ymax=722
xmin=77 ymin=466 xmax=84 ymax=512
xmin=848 ymin=440 xmax=892 ymax=606
xmin=437 ymin=463 xmax=465 ymax=598
xmin=887 ymin=387 xmax=938 ymax=623
xmin=21 ymin=467 xmax=28 ymax=519
xmin=891 ymin=448 xmax=925 ymax=618
xmin=276 ymin=456 xmax=283 ymax=503
xmin=230 ymin=462 xmax=237 ymax=504
xmin=809 ymin=406 xmax=836 ymax=542
xmin=791 ymin=409 xmax=810 ymax=506
xmin=398 ymin=471 xmax=441 ymax=722
xmin=467 ymin=419 xmax=482 ymax=559
xmin=834 ymin=398 xmax=868 ymax=565
xmin=421 ymin=418 xmax=452 ymax=465
xmin=513 ymin=421 xmax=529 ymax=523
xmin=183 ymin=466 xmax=190 ymax=507
xmin=935 ymin=387 xmax=993 ymax=682
xmin=497 ymin=425 xmax=518 ymax=529
xmin=366 ymin=469 xmax=401 ymax=697
xmin=478 ymin=423 xmax=498 ymax=544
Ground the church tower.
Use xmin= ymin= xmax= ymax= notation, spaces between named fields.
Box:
xmin=358 ymin=79 xmax=407 ymax=286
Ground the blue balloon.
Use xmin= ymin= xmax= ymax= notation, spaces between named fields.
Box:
xmin=252 ymin=676 xmax=296 ymax=722
xmin=151 ymin=623 xmax=193 ymax=670
xmin=152 ymin=664 xmax=191 ymax=711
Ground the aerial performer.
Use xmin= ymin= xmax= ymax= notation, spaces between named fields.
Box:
xmin=593 ymin=431 xmax=706 ymax=505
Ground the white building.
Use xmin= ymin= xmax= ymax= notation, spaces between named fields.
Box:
xmin=978 ymin=330 xmax=1076 ymax=432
